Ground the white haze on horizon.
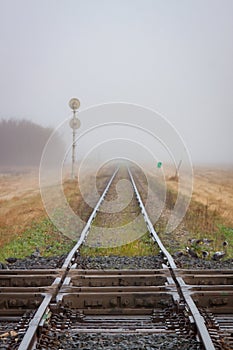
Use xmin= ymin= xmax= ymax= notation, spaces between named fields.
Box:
xmin=0 ymin=0 xmax=232 ymax=165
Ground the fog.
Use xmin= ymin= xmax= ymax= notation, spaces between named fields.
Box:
xmin=0 ymin=0 xmax=232 ymax=165
xmin=0 ymin=119 xmax=64 ymax=168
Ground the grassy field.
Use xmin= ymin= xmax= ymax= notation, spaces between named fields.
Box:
xmin=0 ymin=165 xmax=232 ymax=262
xmin=157 ymin=185 xmax=233 ymax=258
xmin=0 ymin=218 xmax=75 ymax=262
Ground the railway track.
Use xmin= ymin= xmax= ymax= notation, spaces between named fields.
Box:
xmin=0 ymin=166 xmax=233 ymax=349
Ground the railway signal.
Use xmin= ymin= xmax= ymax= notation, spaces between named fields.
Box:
xmin=69 ymin=98 xmax=81 ymax=179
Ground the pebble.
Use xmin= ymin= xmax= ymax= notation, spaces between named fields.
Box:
xmin=0 ymin=263 xmax=7 ymax=269
xmin=4 ymin=252 xmax=233 ymax=271
xmin=76 ymin=255 xmax=164 ymax=270
xmin=5 ymin=255 xmax=66 ymax=270
xmin=52 ymin=333 xmax=201 ymax=350
xmin=174 ymin=255 xmax=233 ymax=269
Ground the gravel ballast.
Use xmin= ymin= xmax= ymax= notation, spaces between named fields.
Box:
xmin=2 ymin=253 xmax=233 ymax=270
xmin=53 ymin=333 xmax=201 ymax=350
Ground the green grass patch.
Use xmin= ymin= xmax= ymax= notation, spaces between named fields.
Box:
xmin=216 ymin=225 xmax=233 ymax=256
xmin=177 ymin=225 xmax=233 ymax=259
xmin=80 ymin=232 xmax=160 ymax=257
xmin=0 ymin=218 xmax=75 ymax=263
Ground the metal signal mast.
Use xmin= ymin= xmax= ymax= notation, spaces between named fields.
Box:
xmin=69 ymin=98 xmax=81 ymax=179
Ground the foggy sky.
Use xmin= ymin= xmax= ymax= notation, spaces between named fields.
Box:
xmin=0 ymin=0 xmax=232 ymax=164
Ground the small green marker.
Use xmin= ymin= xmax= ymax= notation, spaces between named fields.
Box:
xmin=157 ymin=162 xmax=162 ymax=168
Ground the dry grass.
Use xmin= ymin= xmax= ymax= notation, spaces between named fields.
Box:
xmin=132 ymin=164 xmax=233 ymax=257
xmin=0 ymin=168 xmax=43 ymax=246
xmin=192 ymin=166 xmax=233 ymax=225
xmin=0 ymin=164 xmax=117 ymax=255
xmin=167 ymin=165 xmax=233 ymax=227
xmin=1 ymin=164 xmax=232 ymax=260
xmin=0 ymin=168 xmax=39 ymax=200
xmin=0 ymin=194 xmax=46 ymax=247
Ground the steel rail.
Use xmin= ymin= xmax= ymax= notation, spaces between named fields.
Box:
xmin=62 ymin=167 xmax=119 ymax=269
xmin=127 ymin=167 xmax=176 ymax=268
xmin=18 ymin=167 xmax=119 ymax=350
xmin=127 ymin=167 xmax=215 ymax=350
xmin=18 ymin=295 xmax=52 ymax=350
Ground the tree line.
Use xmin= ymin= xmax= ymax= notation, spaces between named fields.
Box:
xmin=0 ymin=119 xmax=64 ymax=167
